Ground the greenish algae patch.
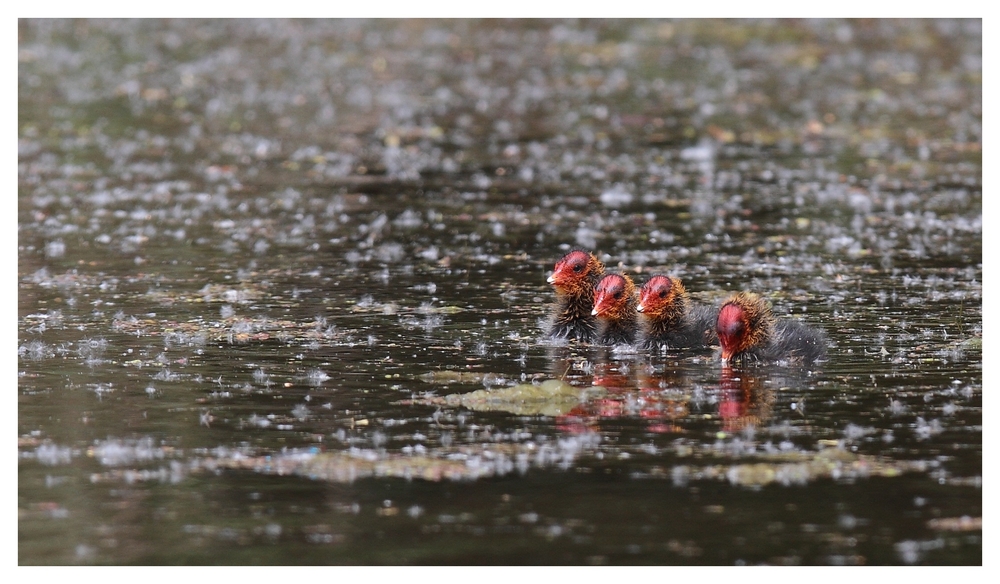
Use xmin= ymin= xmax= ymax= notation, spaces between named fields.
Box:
xmin=960 ymin=336 xmax=982 ymax=351
xmin=79 ymin=441 xmax=934 ymax=487
xmin=667 ymin=444 xmax=930 ymax=487
xmin=414 ymin=379 xmax=608 ymax=416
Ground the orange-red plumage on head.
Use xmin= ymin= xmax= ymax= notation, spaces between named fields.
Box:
xmin=716 ymin=292 xmax=776 ymax=363
xmin=544 ymin=250 xmax=606 ymax=342
xmin=637 ymin=275 xmax=685 ymax=317
xmin=592 ymin=273 xmax=636 ymax=319
xmin=548 ymin=250 xmax=603 ymax=292
xmin=591 ymin=272 xmax=638 ymax=345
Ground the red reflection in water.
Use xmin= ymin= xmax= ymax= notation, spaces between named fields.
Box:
xmin=717 ymin=366 xmax=774 ymax=433
xmin=551 ymin=356 xmax=776 ymax=435
xmin=555 ymin=361 xmax=689 ymax=435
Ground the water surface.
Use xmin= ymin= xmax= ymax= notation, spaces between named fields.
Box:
xmin=18 ymin=19 xmax=981 ymax=565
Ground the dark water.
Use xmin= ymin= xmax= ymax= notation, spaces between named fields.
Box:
xmin=18 ymin=19 xmax=981 ymax=565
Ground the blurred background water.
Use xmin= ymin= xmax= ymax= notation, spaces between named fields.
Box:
xmin=18 ymin=19 xmax=981 ymax=565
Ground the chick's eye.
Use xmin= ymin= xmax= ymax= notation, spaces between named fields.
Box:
xmin=658 ymin=290 xmax=667 ymax=298
xmin=572 ymin=263 xmax=583 ymax=273
xmin=613 ymin=291 xmax=623 ymax=299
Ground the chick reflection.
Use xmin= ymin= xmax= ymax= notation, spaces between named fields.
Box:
xmin=717 ymin=366 xmax=775 ymax=433
xmin=591 ymin=360 xmax=632 ymax=391
xmin=554 ymin=357 xmax=634 ymax=434
xmin=555 ymin=357 xmax=691 ymax=435
xmin=635 ymin=362 xmax=691 ymax=433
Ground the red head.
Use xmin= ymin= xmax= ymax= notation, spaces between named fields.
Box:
xmin=591 ymin=273 xmax=636 ymax=319
xmin=637 ymin=275 xmax=686 ymax=317
xmin=716 ymin=292 xmax=774 ymax=362
xmin=547 ymin=250 xmax=604 ymax=292
xmin=717 ymin=303 xmax=747 ymax=362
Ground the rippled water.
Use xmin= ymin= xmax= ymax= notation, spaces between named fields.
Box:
xmin=18 ymin=19 xmax=981 ymax=565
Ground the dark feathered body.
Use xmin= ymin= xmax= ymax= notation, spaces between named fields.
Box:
xmin=716 ymin=291 xmax=827 ymax=364
xmin=637 ymin=275 xmax=717 ymax=351
xmin=596 ymin=313 xmax=638 ymax=345
xmin=545 ymin=250 xmax=605 ymax=342
xmin=547 ymin=288 xmax=600 ymax=341
xmin=592 ymin=273 xmax=638 ymax=346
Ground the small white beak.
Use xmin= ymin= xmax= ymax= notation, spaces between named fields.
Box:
xmin=590 ymin=308 xmax=599 ymax=316
xmin=546 ymin=275 xmax=556 ymax=284
xmin=636 ymin=303 xmax=645 ymax=313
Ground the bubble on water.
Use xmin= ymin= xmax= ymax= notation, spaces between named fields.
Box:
xmin=414 ymin=281 xmax=437 ymax=294
xmin=164 ymin=331 xmax=207 ymax=348
xmin=599 ymin=185 xmax=633 ymax=208
xmin=253 ymin=239 xmax=271 ymax=255
xmin=895 ymin=538 xmax=945 ymax=564
xmin=611 ymin=344 xmax=639 ymax=356
xmin=887 ymin=399 xmax=908 ymax=416
xmin=481 ymin=374 xmax=507 ymax=388
xmin=393 ymin=209 xmax=423 ymax=228
xmin=223 ymin=288 xmax=251 ymax=304
xmin=77 ymin=338 xmax=108 ymax=359
xmin=218 ymin=239 xmax=239 ymax=254
xmin=45 ymin=239 xmax=66 ymax=258
xmin=913 ymin=417 xmax=943 ymax=440
xmin=92 ymin=436 xmax=162 ymax=466
xmin=75 ymin=544 xmax=96 ymax=561
xmin=154 ymin=369 xmax=179 ymax=381
xmin=19 ymin=340 xmax=52 ymax=360
xmin=35 ymin=443 xmax=73 ymax=465
xmin=247 ymin=414 xmax=271 ymax=428
xmin=252 ymin=369 xmax=270 ymax=385
xmin=306 ymin=369 xmax=330 ymax=386
xmin=574 ymin=225 xmax=599 ymax=249
xmin=291 ymin=403 xmax=310 ymax=421
xmin=375 ymin=243 xmax=404 ymax=263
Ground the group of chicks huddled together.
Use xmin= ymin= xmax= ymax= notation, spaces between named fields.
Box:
xmin=544 ymin=250 xmax=827 ymax=364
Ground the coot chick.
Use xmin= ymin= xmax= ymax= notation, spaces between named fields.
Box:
xmin=716 ymin=291 xmax=827 ymax=364
xmin=591 ymin=273 xmax=638 ymax=346
xmin=545 ymin=250 xmax=606 ymax=342
xmin=636 ymin=275 xmax=717 ymax=351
